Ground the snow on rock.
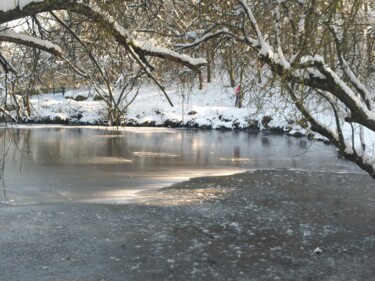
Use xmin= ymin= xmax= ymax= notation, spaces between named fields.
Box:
xmin=313 ymin=247 xmax=322 ymax=255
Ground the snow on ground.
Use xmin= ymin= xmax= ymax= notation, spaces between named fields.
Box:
xmin=29 ymin=90 xmax=106 ymax=124
xmin=28 ymin=79 xmax=302 ymax=133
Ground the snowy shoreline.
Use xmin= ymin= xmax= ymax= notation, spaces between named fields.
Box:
xmin=20 ymin=115 xmax=306 ymax=137
xmin=17 ymin=81 xmax=319 ymax=138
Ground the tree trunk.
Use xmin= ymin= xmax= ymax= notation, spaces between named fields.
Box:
xmin=228 ymin=51 xmax=235 ymax=87
xmin=206 ymin=45 xmax=212 ymax=83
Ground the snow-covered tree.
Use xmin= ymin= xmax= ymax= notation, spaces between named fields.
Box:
xmin=178 ymin=0 xmax=375 ymax=178
xmin=0 ymin=0 xmax=207 ymax=124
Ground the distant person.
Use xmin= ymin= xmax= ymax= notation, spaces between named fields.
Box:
xmin=235 ymin=84 xmax=241 ymax=107
xmin=61 ymin=85 xmax=66 ymax=97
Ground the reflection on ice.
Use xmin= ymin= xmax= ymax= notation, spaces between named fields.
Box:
xmin=219 ymin=157 xmax=251 ymax=162
xmin=83 ymin=157 xmax=133 ymax=164
xmin=133 ymin=151 xmax=179 ymax=158
xmin=75 ymin=189 xmax=144 ymax=204
xmin=0 ymin=126 xmax=364 ymax=205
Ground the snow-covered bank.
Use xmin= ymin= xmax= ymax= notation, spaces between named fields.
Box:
xmin=26 ymin=80 xmax=308 ymax=135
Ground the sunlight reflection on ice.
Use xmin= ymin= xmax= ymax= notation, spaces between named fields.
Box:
xmin=82 ymin=157 xmax=133 ymax=164
xmin=219 ymin=157 xmax=251 ymax=162
xmin=1 ymin=127 xmax=362 ymax=205
xmin=133 ymin=151 xmax=179 ymax=157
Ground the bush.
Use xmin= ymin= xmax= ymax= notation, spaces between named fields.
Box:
xmin=74 ymin=95 xmax=87 ymax=101
xmin=93 ymin=95 xmax=104 ymax=101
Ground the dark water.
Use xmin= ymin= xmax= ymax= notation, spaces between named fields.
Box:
xmin=0 ymin=126 xmax=362 ymax=204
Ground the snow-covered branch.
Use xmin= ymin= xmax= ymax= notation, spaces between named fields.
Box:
xmin=0 ymin=28 xmax=88 ymax=78
xmin=238 ymin=0 xmax=266 ymax=47
xmin=287 ymin=85 xmax=375 ymax=178
xmin=237 ymin=2 xmax=375 ymax=133
xmin=340 ymin=57 xmax=372 ymax=110
xmin=233 ymin=0 xmax=375 ymax=177
xmin=126 ymin=44 xmax=175 ymax=107
xmin=175 ymin=28 xmax=255 ymax=51
xmin=129 ymin=39 xmax=206 ymax=71
xmin=327 ymin=24 xmax=373 ymax=110
xmin=273 ymin=1 xmax=290 ymax=69
xmin=0 ymin=0 xmax=206 ymax=72
xmin=0 ymin=29 xmax=62 ymax=55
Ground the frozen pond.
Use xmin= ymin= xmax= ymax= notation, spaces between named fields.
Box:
xmin=0 ymin=126 xmax=362 ymax=204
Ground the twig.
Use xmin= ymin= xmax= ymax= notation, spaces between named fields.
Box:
xmin=223 ymin=213 xmax=237 ymax=231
